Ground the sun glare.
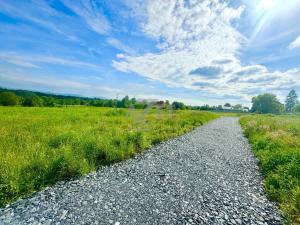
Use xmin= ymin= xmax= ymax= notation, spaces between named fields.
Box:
xmin=258 ymin=0 xmax=278 ymax=11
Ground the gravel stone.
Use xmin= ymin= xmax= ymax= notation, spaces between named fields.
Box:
xmin=0 ymin=117 xmax=282 ymax=224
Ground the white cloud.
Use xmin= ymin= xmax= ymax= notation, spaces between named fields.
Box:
xmin=0 ymin=56 xmax=39 ymax=68
xmin=289 ymin=35 xmax=300 ymax=49
xmin=106 ymin=38 xmax=135 ymax=54
xmin=142 ymin=1 xmax=244 ymax=50
xmin=0 ymin=52 xmax=101 ymax=70
xmin=0 ymin=69 xmax=123 ymax=98
xmin=113 ymin=0 xmax=245 ymax=86
xmin=0 ymin=0 xmax=77 ymax=39
xmin=113 ymin=0 xmax=300 ymax=103
xmin=61 ymin=0 xmax=111 ymax=35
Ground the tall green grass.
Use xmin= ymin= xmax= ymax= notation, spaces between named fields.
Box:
xmin=240 ymin=115 xmax=300 ymax=225
xmin=0 ymin=106 xmax=218 ymax=206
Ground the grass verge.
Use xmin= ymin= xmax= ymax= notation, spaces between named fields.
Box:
xmin=240 ymin=114 xmax=300 ymax=225
xmin=0 ymin=106 xmax=218 ymax=206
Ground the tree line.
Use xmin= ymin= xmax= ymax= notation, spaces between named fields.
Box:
xmin=251 ymin=89 xmax=300 ymax=114
xmin=0 ymin=88 xmax=249 ymax=111
xmin=1 ymin=87 xmax=298 ymax=114
xmin=0 ymin=89 xmax=146 ymax=108
xmin=0 ymin=88 xmax=181 ymax=109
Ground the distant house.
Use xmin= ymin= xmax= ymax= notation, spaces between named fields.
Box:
xmin=154 ymin=101 xmax=165 ymax=109
xmin=135 ymin=99 xmax=165 ymax=109
xmin=136 ymin=98 xmax=159 ymax=103
xmin=223 ymin=103 xmax=232 ymax=110
xmin=243 ymin=107 xmax=250 ymax=112
xmin=223 ymin=106 xmax=232 ymax=110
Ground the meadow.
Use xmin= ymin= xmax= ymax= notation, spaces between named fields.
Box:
xmin=0 ymin=106 xmax=218 ymax=206
xmin=240 ymin=114 xmax=300 ymax=224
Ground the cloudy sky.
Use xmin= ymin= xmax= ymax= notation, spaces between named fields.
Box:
xmin=0 ymin=0 xmax=300 ymax=106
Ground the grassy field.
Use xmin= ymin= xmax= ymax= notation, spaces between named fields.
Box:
xmin=0 ymin=106 xmax=218 ymax=206
xmin=240 ymin=114 xmax=300 ymax=224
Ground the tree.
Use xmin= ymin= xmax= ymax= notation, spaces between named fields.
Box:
xmin=164 ymin=100 xmax=170 ymax=109
xmin=172 ymin=101 xmax=185 ymax=110
xmin=293 ymin=104 xmax=300 ymax=113
xmin=285 ymin=89 xmax=298 ymax=112
xmin=73 ymin=98 xmax=81 ymax=105
xmin=106 ymin=99 xmax=117 ymax=108
xmin=233 ymin=104 xmax=243 ymax=110
xmin=22 ymin=96 xmax=44 ymax=107
xmin=200 ymin=104 xmax=211 ymax=110
xmin=131 ymin=98 xmax=136 ymax=105
xmin=251 ymin=93 xmax=284 ymax=114
xmin=80 ymin=99 xmax=87 ymax=105
xmin=0 ymin=92 xmax=20 ymax=106
xmin=117 ymin=96 xmax=130 ymax=108
xmin=43 ymin=97 xmax=55 ymax=107
xmin=243 ymin=107 xmax=250 ymax=111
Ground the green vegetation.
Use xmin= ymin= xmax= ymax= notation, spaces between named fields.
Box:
xmin=294 ymin=105 xmax=300 ymax=113
xmin=251 ymin=93 xmax=284 ymax=114
xmin=286 ymin=90 xmax=299 ymax=113
xmin=0 ymin=106 xmax=218 ymax=207
xmin=250 ymin=90 xmax=300 ymax=115
xmin=171 ymin=101 xmax=185 ymax=110
xmin=240 ymin=114 xmax=300 ymax=224
xmin=0 ymin=92 xmax=20 ymax=106
xmin=0 ymin=88 xmax=150 ymax=109
xmin=0 ymin=88 xmax=251 ymax=113
xmin=0 ymin=88 xmax=190 ymax=110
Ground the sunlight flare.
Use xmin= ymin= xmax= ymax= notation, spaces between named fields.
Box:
xmin=258 ymin=0 xmax=278 ymax=11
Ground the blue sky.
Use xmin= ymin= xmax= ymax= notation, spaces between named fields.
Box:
xmin=0 ymin=0 xmax=300 ymax=106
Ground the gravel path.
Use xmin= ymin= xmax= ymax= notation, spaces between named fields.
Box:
xmin=0 ymin=117 xmax=282 ymax=225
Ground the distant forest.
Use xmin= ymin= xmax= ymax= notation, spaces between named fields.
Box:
xmin=0 ymin=87 xmax=246 ymax=111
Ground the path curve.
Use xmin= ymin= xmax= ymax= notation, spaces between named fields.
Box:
xmin=0 ymin=117 xmax=282 ymax=225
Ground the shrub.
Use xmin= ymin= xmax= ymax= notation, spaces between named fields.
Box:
xmin=172 ymin=101 xmax=185 ymax=110
xmin=22 ymin=96 xmax=44 ymax=107
xmin=0 ymin=92 xmax=20 ymax=106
